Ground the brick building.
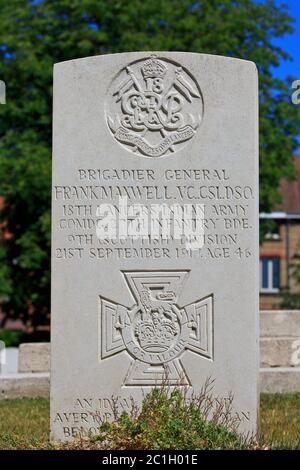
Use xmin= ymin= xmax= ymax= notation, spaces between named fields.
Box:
xmin=260 ymin=154 xmax=300 ymax=309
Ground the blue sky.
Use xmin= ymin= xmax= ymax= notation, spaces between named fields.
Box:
xmin=271 ymin=0 xmax=300 ymax=148
xmin=271 ymin=0 xmax=300 ymax=80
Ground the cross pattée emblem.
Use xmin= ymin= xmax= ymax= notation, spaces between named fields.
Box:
xmin=99 ymin=271 xmax=213 ymax=386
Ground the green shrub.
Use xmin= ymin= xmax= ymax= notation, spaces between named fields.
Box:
xmin=69 ymin=382 xmax=252 ymax=450
xmin=0 ymin=329 xmax=24 ymax=347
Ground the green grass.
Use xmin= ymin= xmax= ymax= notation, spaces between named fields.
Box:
xmin=0 ymin=394 xmax=299 ymax=450
xmin=0 ymin=399 xmax=50 ymax=450
xmin=260 ymin=393 xmax=300 ymax=449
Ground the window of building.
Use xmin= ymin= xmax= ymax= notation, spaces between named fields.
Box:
xmin=260 ymin=256 xmax=280 ymax=293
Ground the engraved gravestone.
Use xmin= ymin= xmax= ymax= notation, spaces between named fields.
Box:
xmin=51 ymin=52 xmax=259 ymax=441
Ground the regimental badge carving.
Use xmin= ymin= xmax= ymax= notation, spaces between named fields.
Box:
xmin=106 ymin=55 xmax=203 ymax=157
xmin=100 ymin=271 xmax=213 ymax=386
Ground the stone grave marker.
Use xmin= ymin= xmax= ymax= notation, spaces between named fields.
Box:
xmin=51 ymin=52 xmax=259 ymax=441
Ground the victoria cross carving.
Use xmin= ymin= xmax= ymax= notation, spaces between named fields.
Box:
xmin=106 ymin=56 xmax=203 ymax=157
xmin=99 ymin=271 xmax=213 ymax=386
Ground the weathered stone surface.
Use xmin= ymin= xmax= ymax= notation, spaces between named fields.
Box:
xmin=260 ymin=337 xmax=300 ymax=368
xmin=260 ymin=367 xmax=300 ymax=393
xmin=260 ymin=310 xmax=300 ymax=338
xmin=51 ymin=52 xmax=259 ymax=441
xmin=18 ymin=343 xmax=50 ymax=373
xmin=0 ymin=373 xmax=50 ymax=400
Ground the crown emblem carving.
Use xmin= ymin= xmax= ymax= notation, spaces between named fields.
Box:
xmin=135 ymin=313 xmax=179 ymax=353
xmin=141 ymin=57 xmax=167 ymax=79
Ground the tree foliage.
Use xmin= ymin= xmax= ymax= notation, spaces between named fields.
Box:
xmin=0 ymin=0 xmax=299 ymax=330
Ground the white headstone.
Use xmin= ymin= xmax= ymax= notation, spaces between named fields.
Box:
xmin=51 ymin=52 xmax=259 ymax=441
